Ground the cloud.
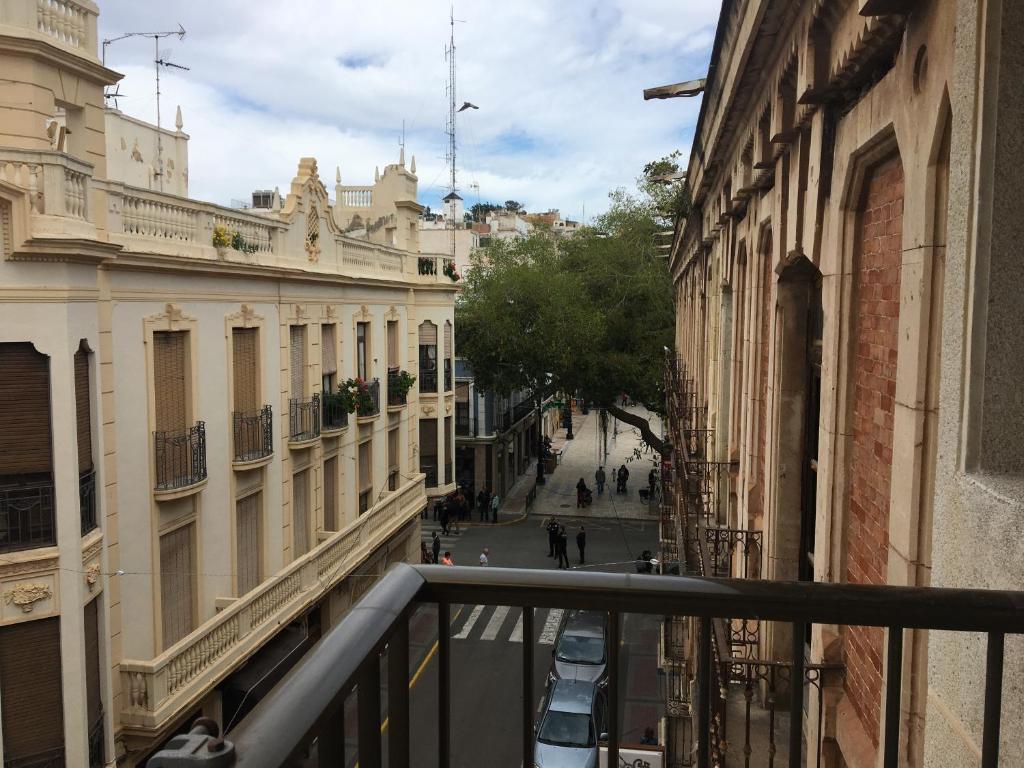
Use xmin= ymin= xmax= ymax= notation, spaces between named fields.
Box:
xmin=97 ymin=0 xmax=720 ymax=218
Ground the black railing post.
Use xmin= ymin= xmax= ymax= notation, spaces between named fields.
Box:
xmin=316 ymin=695 xmax=346 ymax=768
xmin=883 ymin=625 xmax=904 ymax=768
xmin=698 ymin=617 xmax=712 ymax=768
xmin=608 ymin=610 xmax=620 ymax=768
xmin=789 ymin=622 xmax=806 ymax=768
xmin=387 ymin=614 xmax=410 ymax=768
xmin=981 ymin=631 xmax=1004 ymax=768
xmin=357 ymin=654 xmax=381 ymax=768
xmin=522 ymin=607 xmax=534 ymax=768
xmin=438 ymin=601 xmax=451 ymax=768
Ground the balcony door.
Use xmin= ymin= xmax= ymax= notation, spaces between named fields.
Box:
xmin=356 ymin=321 xmax=369 ymax=381
xmin=0 ymin=617 xmax=64 ymax=766
xmin=418 ymin=321 xmax=437 ymax=391
xmin=290 ymin=326 xmax=306 ymax=399
xmin=386 ymin=319 xmax=399 ymax=371
xmin=160 ymin=521 xmax=196 ymax=649
xmin=154 ymin=331 xmax=188 ymax=433
xmin=232 ymin=328 xmax=259 ymax=413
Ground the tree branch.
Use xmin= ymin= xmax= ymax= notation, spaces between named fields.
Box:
xmin=603 ymin=403 xmax=668 ymax=456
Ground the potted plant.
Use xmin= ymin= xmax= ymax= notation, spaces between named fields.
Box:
xmin=212 ymin=225 xmax=231 ymax=259
xmin=337 ymin=377 xmax=375 ymax=415
xmin=389 ymin=369 xmax=417 ymax=405
xmin=442 ymin=259 xmax=460 ymax=282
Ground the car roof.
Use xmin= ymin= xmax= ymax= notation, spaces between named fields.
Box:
xmin=563 ymin=611 xmax=606 ymax=636
xmin=548 ymin=679 xmax=597 ymax=714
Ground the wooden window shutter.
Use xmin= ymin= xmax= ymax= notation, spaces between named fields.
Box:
xmin=455 ymin=382 xmax=469 ymax=403
xmin=445 ymin=415 xmax=453 ymax=465
xmin=154 ymin=331 xmax=188 ymax=433
xmin=75 ymin=344 xmax=93 ymax=472
xmin=232 ymin=328 xmax=259 ymax=412
xmin=419 ymin=419 xmax=437 ymax=460
xmin=321 ymin=325 xmax=337 ymax=376
xmin=444 ymin=321 xmax=453 ymax=359
xmin=0 ymin=342 xmax=53 ymax=474
xmin=359 ymin=440 xmax=372 ymax=492
xmin=236 ymin=493 xmax=261 ymax=595
xmin=419 ymin=321 xmax=437 ymax=346
xmin=388 ymin=428 xmax=399 ymax=472
xmin=84 ymin=598 xmax=102 ymax=730
xmin=290 ymin=326 xmax=306 ymax=398
xmin=323 ymin=457 xmax=337 ymax=531
xmin=293 ymin=470 xmax=309 ymax=556
xmin=387 ymin=321 xmax=398 ymax=368
xmin=0 ymin=617 xmax=64 ymax=763
xmin=160 ymin=523 xmax=196 ymax=650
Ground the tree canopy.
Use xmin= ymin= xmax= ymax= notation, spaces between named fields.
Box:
xmin=456 ymin=160 xmax=686 ymax=454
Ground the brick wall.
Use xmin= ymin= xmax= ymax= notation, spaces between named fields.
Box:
xmin=843 ymin=153 xmax=904 ymax=746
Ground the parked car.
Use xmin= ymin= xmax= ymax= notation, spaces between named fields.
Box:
xmin=534 ymin=679 xmax=607 ymax=768
xmin=549 ymin=610 xmax=608 ymax=687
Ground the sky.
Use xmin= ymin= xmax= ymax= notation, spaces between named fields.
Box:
xmin=97 ymin=1 xmax=721 ymax=221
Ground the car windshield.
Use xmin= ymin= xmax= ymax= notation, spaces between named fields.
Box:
xmin=538 ymin=711 xmax=594 ymax=748
xmin=556 ymin=634 xmax=605 ymax=664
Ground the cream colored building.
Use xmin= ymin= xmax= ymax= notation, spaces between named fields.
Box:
xmin=664 ymin=1 xmax=1022 ymax=767
xmin=0 ymin=1 xmax=456 ymax=765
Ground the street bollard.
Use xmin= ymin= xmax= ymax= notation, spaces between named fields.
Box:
xmin=148 ymin=718 xmax=235 ymax=767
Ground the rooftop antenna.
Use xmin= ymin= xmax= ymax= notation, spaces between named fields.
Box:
xmin=444 ymin=7 xmax=471 ymax=258
xmin=101 ymin=25 xmax=188 ymax=192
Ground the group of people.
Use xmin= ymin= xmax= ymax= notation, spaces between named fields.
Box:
xmin=422 ymin=533 xmax=454 ymax=566
xmin=476 ymin=486 xmax=500 ymax=523
xmin=433 ymin=486 xmax=501 ymax=536
xmin=545 ymin=518 xmax=586 ymax=568
xmin=592 ymin=464 xmax=632 ymax=496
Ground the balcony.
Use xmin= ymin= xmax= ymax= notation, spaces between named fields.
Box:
xmin=79 ymin=469 xmax=97 ymax=535
xmin=418 ymin=256 xmax=437 ymax=275
xmin=0 ymin=474 xmax=56 ymax=553
xmin=154 ymin=423 xmax=207 ymax=494
xmin=289 ymin=395 xmax=321 ymax=444
xmin=321 ymin=395 xmax=349 ymax=433
xmin=455 ymin=403 xmax=470 ymax=436
xmin=419 ymin=369 xmax=438 ymax=394
xmin=496 ymin=399 xmax=535 ymax=432
xmin=421 ymin=460 xmax=438 ymax=488
xmin=387 ymin=368 xmax=409 ymax=408
xmin=444 ymin=362 xmax=453 ymax=392
xmin=356 ymin=379 xmax=380 ymax=420
xmin=233 ymin=406 xmax=274 ymax=464
xmin=122 ymin=476 xmax=426 ymax=735
xmin=161 ymin=564 xmax=1024 ymax=768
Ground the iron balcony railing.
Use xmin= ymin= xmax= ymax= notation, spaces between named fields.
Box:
xmin=233 ymin=406 xmax=274 ymax=462
xmin=289 ymin=395 xmax=321 ymax=442
xmin=80 ymin=469 xmax=97 ymax=535
xmin=421 ymin=460 xmax=438 ymax=488
xmin=496 ymin=400 xmax=534 ymax=432
xmin=0 ymin=474 xmax=56 ymax=553
xmin=154 ymin=422 xmax=207 ymax=491
xmin=420 ymin=368 xmax=438 ymax=394
xmin=454 ymin=403 xmax=470 ymax=436
xmin=362 ymin=379 xmax=380 ymax=417
xmin=156 ymin=565 xmax=1024 ymax=768
xmin=387 ymin=368 xmax=406 ymax=407
xmin=321 ymin=395 xmax=349 ymax=431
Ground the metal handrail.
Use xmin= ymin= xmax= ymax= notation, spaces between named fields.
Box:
xmin=289 ymin=395 xmax=321 ymax=441
xmin=203 ymin=564 xmax=1023 ymax=768
xmin=154 ymin=422 xmax=207 ymax=491
xmin=233 ymin=406 xmax=274 ymax=461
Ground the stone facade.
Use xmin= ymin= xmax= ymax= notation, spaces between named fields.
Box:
xmin=0 ymin=2 xmax=453 ymax=765
xmin=667 ymin=1 xmax=1021 ymax=766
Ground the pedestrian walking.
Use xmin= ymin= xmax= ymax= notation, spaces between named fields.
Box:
xmin=546 ymin=517 xmax=559 ymax=557
xmin=439 ymin=501 xmax=450 ymax=536
xmin=648 ymin=468 xmax=658 ymax=499
xmin=616 ymin=464 xmax=629 ymax=494
xmin=576 ymin=477 xmax=588 ymax=508
xmin=490 ymin=492 xmax=500 ymax=523
xmin=479 ymin=547 xmax=489 ymax=566
xmin=595 ymin=466 xmax=606 ymax=496
xmin=442 ymin=551 xmax=454 ymax=566
xmin=576 ymin=526 xmax=586 ymax=565
xmin=431 ymin=531 xmax=441 ymax=563
xmin=556 ymin=526 xmax=570 ymax=569
xmin=477 ymin=488 xmax=488 ymax=521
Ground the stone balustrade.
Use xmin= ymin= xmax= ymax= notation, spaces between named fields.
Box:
xmin=118 ymin=476 xmax=425 ymax=732
xmin=339 ymin=186 xmax=373 ymax=207
xmin=0 ymin=148 xmax=93 ymax=220
xmin=0 ymin=0 xmax=99 ymax=55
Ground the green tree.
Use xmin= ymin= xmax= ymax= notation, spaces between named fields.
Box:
xmin=456 ymin=163 xmax=680 ymax=455
xmin=470 ymin=201 xmax=500 ymax=222
xmin=504 ymin=200 xmax=523 ymax=213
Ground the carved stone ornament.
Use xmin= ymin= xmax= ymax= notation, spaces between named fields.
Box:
xmin=445 ymin=400 xmax=453 ymax=414
xmin=4 ymin=582 xmax=52 ymax=613
xmin=422 ymin=404 xmax=436 ymax=417
xmin=86 ymin=563 xmax=101 ymax=591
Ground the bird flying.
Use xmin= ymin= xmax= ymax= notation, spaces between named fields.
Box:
xmin=458 ymin=101 xmax=479 ymax=112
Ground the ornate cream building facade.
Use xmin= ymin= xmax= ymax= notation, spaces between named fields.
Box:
xmin=664 ymin=1 xmax=1022 ymax=766
xmin=0 ymin=1 xmax=456 ymax=765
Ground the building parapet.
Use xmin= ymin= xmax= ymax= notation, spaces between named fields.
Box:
xmin=0 ymin=0 xmax=100 ymax=59
xmin=119 ymin=476 xmax=426 ymax=735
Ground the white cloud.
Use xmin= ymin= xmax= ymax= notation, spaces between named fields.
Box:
xmin=97 ymin=0 xmax=720 ymax=218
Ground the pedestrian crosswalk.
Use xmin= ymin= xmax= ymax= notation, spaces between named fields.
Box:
xmin=448 ymin=604 xmax=565 ymax=645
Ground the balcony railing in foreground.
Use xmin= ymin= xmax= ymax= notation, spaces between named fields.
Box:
xmin=161 ymin=565 xmax=1024 ymax=768
xmin=122 ymin=476 xmax=426 ymax=733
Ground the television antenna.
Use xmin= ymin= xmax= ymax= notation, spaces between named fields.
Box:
xmin=101 ymin=25 xmax=188 ymax=192
xmin=444 ymin=7 xmax=471 ymax=258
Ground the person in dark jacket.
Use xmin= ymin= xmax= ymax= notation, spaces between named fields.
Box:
xmin=431 ymin=531 xmax=441 ymax=563
xmin=576 ymin=477 xmax=588 ymax=508
xmin=576 ymin=526 xmax=586 ymax=564
xmin=556 ymin=526 xmax=570 ymax=569
xmin=595 ymin=466 xmax=606 ymax=495
xmin=617 ymin=464 xmax=629 ymax=494
xmin=440 ymin=500 xmax=450 ymax=536
xmin=547 ymin=517 xmax=559 ymax=557
xmin=477 ymin=488 xmax=488 ymax=521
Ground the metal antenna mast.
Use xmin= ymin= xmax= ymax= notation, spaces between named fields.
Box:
xmin=445 ymin=7 xmax=457 ymax=259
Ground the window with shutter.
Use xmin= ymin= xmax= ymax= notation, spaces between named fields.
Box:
xmin=387 ymin=320 xmax=398 ymax=369
xmin=160 ymin=523 xmax=196 ymax=650
xmin=0 ymin=617 xmax=64 ymax=765
xmin=321 ymin=325 xmax=337 ymax=396
xmin=84 ymin=597 xmax=102 ymax=748
xmin=290 ymin=326 xmax=306 ymax=398
xmin=323 ymin=457 xmax=337 ymax=531
xmin=0 ymin=342 xmax=53 ymax=474
xmin=387 ymin=428 xmax=399 ymax=491
xmin=419 ymin=418 xmax=438 ymax=487
xmin=358 ymin=440 xmax=372 ymax=513
xmin=154 ymin=331 xmax=188 ymax=433
xmin=356 ymin=322 xmax=369 ymax=381
xmin=418 ymin=321 xmax=437 ymax=346
xmin=444 ymin=321 xmax=453 ymax=360
xmin=232 ymin=328 xmax=259 ymax=413
xmin=236 ymin=493 xmax=261 ymax=595
xmin=293 ymin=470 xmax=309 ymax=556
xmin=75 ymin=342 xmax=93 ymax=473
